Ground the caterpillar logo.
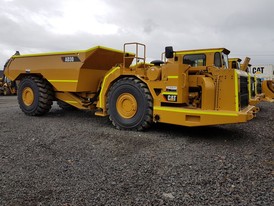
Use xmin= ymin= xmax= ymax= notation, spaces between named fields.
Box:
xmin=252 ymin=67 xmax=264 ymax=74
xmin=163 ymin=94 xmax=177 ymax=102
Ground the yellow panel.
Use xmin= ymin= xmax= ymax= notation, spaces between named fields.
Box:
xmin=154 ymin=105 xmax=255 ymax=127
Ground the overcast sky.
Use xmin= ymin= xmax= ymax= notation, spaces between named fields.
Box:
xmin=1 ymin=0 xmax=274 ymax=68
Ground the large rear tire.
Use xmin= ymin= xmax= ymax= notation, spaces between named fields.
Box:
xmin=107 ymin=77 xmax=153 ymax=131
xmin=18 ymin=76 xmax=54 ymax=116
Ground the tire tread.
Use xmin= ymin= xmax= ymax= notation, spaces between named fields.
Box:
xmin=18 ymin=76 xmax=54 ymax=116
xmin=106 ymin=77 xmax=153 ymax=131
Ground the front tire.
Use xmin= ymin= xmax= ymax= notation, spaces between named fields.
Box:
xmin=18 ymin=76 xmax=54 ymax=116
xmin=107 ymin=77 xmax=153 ymax=131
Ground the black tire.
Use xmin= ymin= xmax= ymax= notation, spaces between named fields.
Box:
xmin=18 ymin=76 xmax=54 ymax=116
xmin=107 ymin=77 xmax=153 ymax=131
xmin=57 ymin=100 xmax=77 ymax=111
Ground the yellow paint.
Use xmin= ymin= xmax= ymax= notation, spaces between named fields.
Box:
xmin=154 ymin=106 xmax=238 ymax=117
xmin=234 ymin=70 xmax=239 ymax=112
xmin=116 ymin=93 xmax=137 ymax=119
xmin=22 ymin=87 xmax=34 ymax=106
xmin=48 ymin=80 xmax=78 ymax=83
xmin=168 ymin=76 xmax=178 ymax=79
xmin=176 ymin=49 xmax=224 ymax=55
xmin=162 ymin=92 xmax=178 ymax=95
xmin=12 ymin=45 xmax=134 ymax=58
xmin=65 ymin=100 xmax=78 ymax=104
xmin=99 ymin=67 xmax=120 ymax=107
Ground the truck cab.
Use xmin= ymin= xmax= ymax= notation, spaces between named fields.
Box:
xmin=229 ymin=58 xmax=242 ymax=70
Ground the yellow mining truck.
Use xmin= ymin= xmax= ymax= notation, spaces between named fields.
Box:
xmin=250 ymin=64 xmax=274 ymax=101
xmin=246 ymin=64 xmax=266 ymax=102
xmin=242 ymin=59 xmax=262 ymax=105
xmin=229 ymin=57 xmax=262 ymax=106
xmin=244 ymin=61 xmax=261 ymax=105
xmin=246 ymin=63 xmax=274 ymax=103
xmin=0 ymin=71 xmax=17 ymax=96
xmin=229 ymin=57 xmax=242 ymax=70
xmin=4 ymin=43 xmax=256 ymax=130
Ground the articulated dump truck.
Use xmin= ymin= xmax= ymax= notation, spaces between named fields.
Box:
xmin=229 ymin=57 xmax=262 ymax=106
xmin=4 ymin=43 xmax=256 ymax=131
xmin=229 ymin=57 xmax=274 ymax=105
xmin=244 ymin=62 xmax=274 ymax=104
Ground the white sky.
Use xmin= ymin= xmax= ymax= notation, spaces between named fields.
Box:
xmin=1 ymin=0 xmax=274 ymax=68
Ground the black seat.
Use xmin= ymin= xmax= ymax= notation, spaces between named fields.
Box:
xmin=150 ymin=60 xmax=164 ymax=66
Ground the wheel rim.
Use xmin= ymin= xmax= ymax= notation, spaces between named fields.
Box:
xmin=116 ymin=93 xmax=137 ymax=119
xmin=22 ymin=87 xmax=34 ymax=106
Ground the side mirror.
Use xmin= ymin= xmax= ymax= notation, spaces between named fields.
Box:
xmin=165 ymin=46 xmax=174 ymax=59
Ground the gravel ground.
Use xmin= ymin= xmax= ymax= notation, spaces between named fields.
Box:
xmin=0 ymin=96 xmax=273 ymax=206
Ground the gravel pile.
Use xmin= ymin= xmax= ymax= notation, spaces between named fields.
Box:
xmin=0 ymin=96 xmax=273 ymax=205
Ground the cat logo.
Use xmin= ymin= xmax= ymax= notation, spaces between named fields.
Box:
xmin=163 ymin=93 xmax=177 ymax=102
xmin=252 ymin=67 xmax=264 ymax=74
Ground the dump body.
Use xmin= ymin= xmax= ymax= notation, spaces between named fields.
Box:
xmin=5 ymin=46 xmax=134 ymax=93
